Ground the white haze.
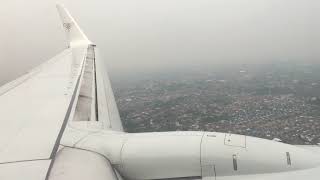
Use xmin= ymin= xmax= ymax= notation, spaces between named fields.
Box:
xmin=0 ymin=0 xmax=319 ymax=85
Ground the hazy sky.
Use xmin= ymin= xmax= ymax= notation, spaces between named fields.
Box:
xmin=1 ymin=0 xmax=319 ymax=85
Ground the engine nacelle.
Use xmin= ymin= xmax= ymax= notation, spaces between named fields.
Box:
xmin=117 ymin=131 xmax=320 ymax=180
xmin=119 ymin=132 xmax=203 ymax=179
xmin=201 ymin=132 xmax=320 ymax=177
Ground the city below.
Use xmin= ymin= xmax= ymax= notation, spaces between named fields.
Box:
xmin=112 ymin=62 xmax=320 ymax=145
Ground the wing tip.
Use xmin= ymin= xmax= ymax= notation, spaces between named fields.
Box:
xmin=55 ymin=3 xmax=63 ymax=10
xmin=56 ymin=3 xmax=92 ymax=47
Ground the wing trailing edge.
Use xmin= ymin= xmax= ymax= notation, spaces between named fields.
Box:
xmin=56 ymin=5 xmax=124 ymax=131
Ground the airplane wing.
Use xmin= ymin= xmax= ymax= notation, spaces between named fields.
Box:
xmin=5 ymin=3 xmax=320 ymax=180
xmin=56 ymin=4 xmax=123 ymax=131
xmin=0 ymin=4 xmax=123 ymax=180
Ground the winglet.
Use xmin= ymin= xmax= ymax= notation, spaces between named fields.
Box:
xmin=56 ymin=4 xmax=92 ymax=47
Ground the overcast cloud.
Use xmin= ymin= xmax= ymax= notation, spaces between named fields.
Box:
xmin=0 ymin=0 xmax=319 ymax=85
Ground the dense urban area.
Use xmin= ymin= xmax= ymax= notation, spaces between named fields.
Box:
xmin=112 ymin=62 xmax=320 ymax=145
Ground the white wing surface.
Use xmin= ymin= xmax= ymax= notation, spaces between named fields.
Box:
xmin=0 ymin=46 xmax=86 ymax=179
xmin=0 ymin=48 xmax=85 ymax=163
xmin=0 ymin=4 xmax=123 ymax=179
xmin=95 ymin=48 xmax=123 ymax=131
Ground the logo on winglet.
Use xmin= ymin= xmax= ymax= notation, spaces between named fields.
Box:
xmin=63 ymin=22 xmax=72 ymax=31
